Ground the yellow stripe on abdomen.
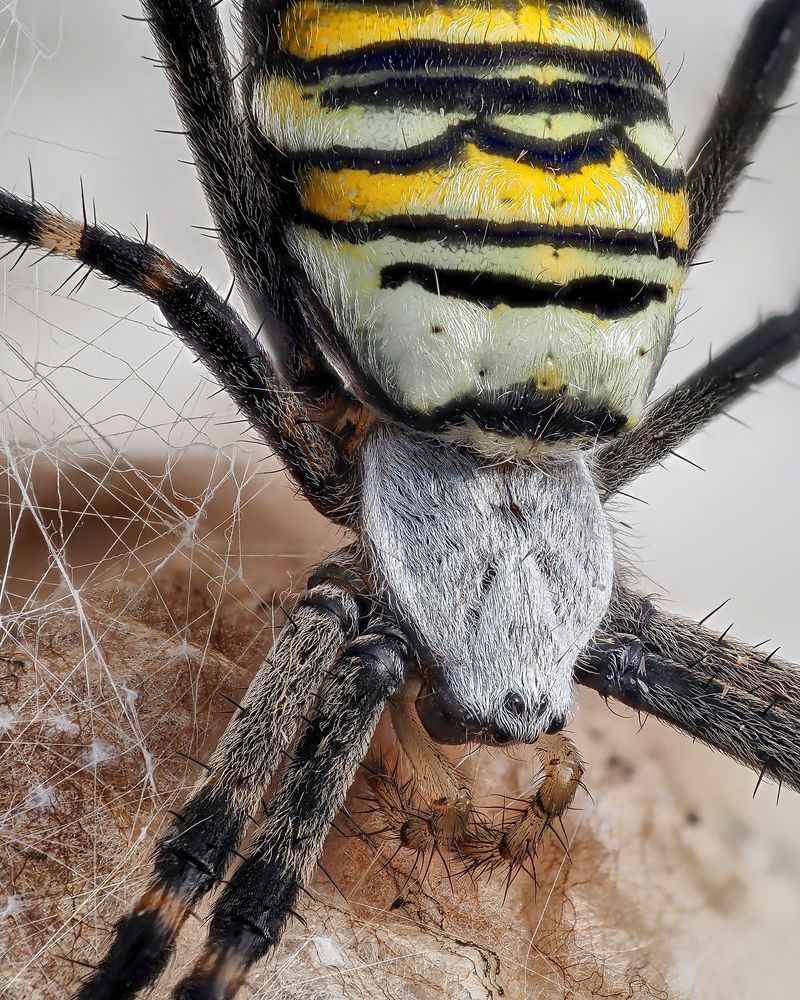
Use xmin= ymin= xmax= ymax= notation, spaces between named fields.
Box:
xmin=280 ymin=1 xmax=660 ymax=68
xmin=300 ymin=147 xmax=690 ymax=250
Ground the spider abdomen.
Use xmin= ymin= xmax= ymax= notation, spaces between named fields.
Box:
xmin=251 ymin=0 xmax=689 ymax=454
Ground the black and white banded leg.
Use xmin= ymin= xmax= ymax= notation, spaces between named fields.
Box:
xmin=577 ymin=587 xmax=800 ymax=795
xmin=0 ymin=190 xmax=354 ymax=520
xmin=74 ymin=561 xmax=365 ymax=1000
xmin=170 ymin=623 xmax=412 ymax=1000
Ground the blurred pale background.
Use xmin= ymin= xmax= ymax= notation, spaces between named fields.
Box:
xmin=1 ymin=2 xmax=800 ymax=997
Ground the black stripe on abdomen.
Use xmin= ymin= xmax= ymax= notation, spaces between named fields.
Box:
xmin=298 ymin=212 xmax=687 ymax=262
xmin=380 ymin=264 xmax=669 ymax=319
xmin=294 ymin=122 xmax=684 ymax=191
xmin=278 ymin=40 xmax=663 ymax=89
xmin=319 ymin=76 xmax=667 ymax=123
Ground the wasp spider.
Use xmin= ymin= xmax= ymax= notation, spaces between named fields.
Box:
xmin=2 ymin=1 xmax=800 ymax=998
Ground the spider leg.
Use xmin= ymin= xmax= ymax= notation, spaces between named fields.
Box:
xmin=576 ymin=586 xmax=800 ymax=795
xmin=595 ymin=303 xmax=800 ymax=498
xmin=138 ymin=0 xmax=272 ymax=298
xmin=140 ymin=0 xmax=343 ymax=391
xmin=170 ymin=623 xmax=412 ymax=1000
xmin=460 ymin=734 xmax=585 ymax=878
xmin=0 ymin=190 xmax=354 ymax=520
xmin=595 ymin=0 xmax=800 ymax=498
xmin=371 ymin=690 xmax=584 ymax=880
xmin=688 ymin=0 xmax=800 ymax=257
xmin=73 ymin=563 xmax=364 ymax=1000
xmin=384 ymin=681 xmax=474 ymax=849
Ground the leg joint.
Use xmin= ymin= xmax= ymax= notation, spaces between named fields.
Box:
xmin=305 ymin=559 xmax=370 ymax=629
xmin=344 ymin=626 xmax=414 ymax=688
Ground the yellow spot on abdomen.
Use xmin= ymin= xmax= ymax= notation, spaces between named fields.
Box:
xmin=533 ymin=357 xmax=567 ymax=393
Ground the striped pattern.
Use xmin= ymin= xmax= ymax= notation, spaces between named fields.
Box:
xmin=251 ymin=0 xmax=688 ymax=452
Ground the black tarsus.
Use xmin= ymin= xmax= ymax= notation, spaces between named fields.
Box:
xmin=72 ymin=569 xmax=368 ymax=1000
xmin=74 ymin=786 xmax=242 ymax=1000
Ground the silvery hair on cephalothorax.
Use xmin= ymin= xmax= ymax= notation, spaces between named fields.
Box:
xmin=360 ymin=423 xmax=615 ymax=745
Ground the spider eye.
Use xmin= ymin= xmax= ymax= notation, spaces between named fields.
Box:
xmin=503 ymin=690 xmax=527 ymax=718
xmin=546 ymin=714 xmax=567 ymax=736
xmin=415 ymin=682 xmax=559 ymax=747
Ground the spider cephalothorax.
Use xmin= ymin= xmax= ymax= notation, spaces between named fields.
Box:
xmin=2 ymin=2 xmax=800 ymax=999
xmin=361 ymin=424 xmax=614 ymax=744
